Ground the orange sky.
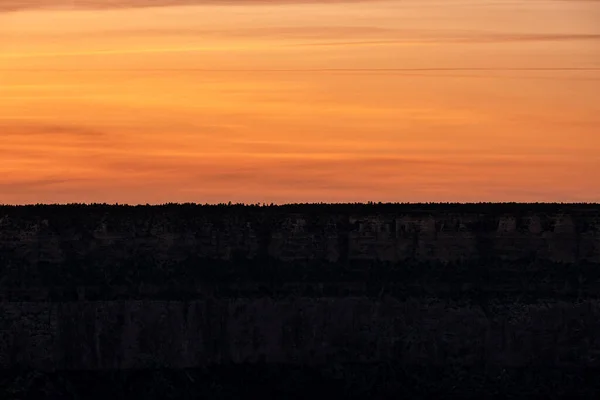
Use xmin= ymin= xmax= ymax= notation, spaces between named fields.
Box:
xmin=1 ymin=0 xmax=599 ymax=204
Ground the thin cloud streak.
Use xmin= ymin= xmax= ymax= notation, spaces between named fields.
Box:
xmin=0 ymin=178 xmax=74 ymax=191
xmin=2 ymin=0 xmax=596 ymax=13
xmin=0 ymin=124 xmax=105 ymax=137
xmin=0 ymin=0 xmax=383 ymax=12
xmin=0 ymin=45 xmax=273 ymax=59
xmin=291 ymin=34 xmax=600 ymax=47
xmin=2 ymin=25 xmax=398 ymax=38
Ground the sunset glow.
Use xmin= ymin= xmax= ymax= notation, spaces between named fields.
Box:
xmin=1 ymin=0 xmax=599 ymax=204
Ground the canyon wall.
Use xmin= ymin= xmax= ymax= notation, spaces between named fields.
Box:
xmin=3 ymin=297 xmax=600 ymax=371
xmin=1 ymin=204 xmax=599 ymax=279
xmin=1 ymin=204 xmax=600 ymax=373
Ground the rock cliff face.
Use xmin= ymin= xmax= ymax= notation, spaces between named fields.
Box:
xmin=1 ymin=204 xmax=599 ymax=277
xmin=1 ymin=204 xmax=600 ymax=373
xmin=3 ymin=298 xmax=600 ymax=371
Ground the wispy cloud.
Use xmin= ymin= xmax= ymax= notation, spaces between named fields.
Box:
xmin=0 ymin=178 xmax=75 ymax=192
xmin=6 ymin=20 xmax=600 ymax=46
xmin=4 ymin=25 xmax=398 ymax=39
xmin=290 ymin=33 xmax=600 ymax=47
xmin=0 ymin=124 xmax=118 ymax=161
xmin=452 ymin=32 xmax=600 ymax=43
xmin=0 ymin=0 xmax=381 ymax=13
xmin=0 ymin=123 xmax=106 ymax=137
xmin=0 ymin=45 xmax=270 ymax=59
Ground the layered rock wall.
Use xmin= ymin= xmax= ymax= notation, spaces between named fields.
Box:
xmin=3 ymin=298 xmax=600 ymax=371
xmin=1 ymin=205 xmax=599 ymax=272
xmin=1 ymin=204 xmax=600 ymax=371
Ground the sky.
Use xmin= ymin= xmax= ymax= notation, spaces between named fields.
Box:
xmin=1 ymin=0 xmax=599 ymax=204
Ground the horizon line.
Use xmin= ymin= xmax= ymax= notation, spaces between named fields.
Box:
xmin=2 ymin=202 xmax=599 ymax=207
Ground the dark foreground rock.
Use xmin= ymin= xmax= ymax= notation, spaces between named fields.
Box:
xmin=3 ymin=366 xmax=600 ymax=399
